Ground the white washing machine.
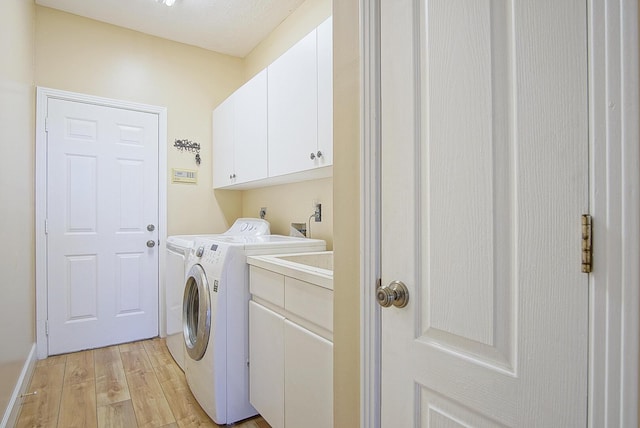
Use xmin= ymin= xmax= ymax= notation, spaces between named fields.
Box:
xmin=183 ymin=235 xmax=326 ymax=425
xmin=165 ymin=218 xmax=270 ymax=370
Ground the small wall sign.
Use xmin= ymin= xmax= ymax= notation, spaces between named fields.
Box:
xmin=172 ymin=168 xmax=197 ymax=184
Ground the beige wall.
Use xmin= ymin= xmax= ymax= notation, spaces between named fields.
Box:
xmin=0 ymin=0 xmax=36 ymax=420
xmin=244 ymin=0 xmax=332 ymax=80
xmin=246 ymin=0 xmax=359 ymax=423
xmin=35 ymin=6 xmax=245 ymax=235
xmin=242 ymin=178 xmax=333 ymax=246
xmin=243 ymin=1 xmax=359 ymax=424
xmin=332 ymin=0 xmax=360 ymax=426
xmin=0 ymin=0 xmax=357 ymax=424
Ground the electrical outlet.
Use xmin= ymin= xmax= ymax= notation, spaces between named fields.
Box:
xmin=314 ymin=203 xmax=322 ymax=222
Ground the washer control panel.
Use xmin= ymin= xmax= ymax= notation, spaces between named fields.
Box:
xmin=190 ymin=240 xmax=227 ymax=278
xmin=201 ymin=243 xmax=223 ymax=265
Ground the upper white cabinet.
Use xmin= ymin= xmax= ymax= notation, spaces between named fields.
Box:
xmin=316 ymin=17 xmax=333 ymax=168
xmin=212 ymin=95 xmax=234 ymax=188
xmin=212 ymin=18 xmax=332 ymax=189
xmin=268 ymin=17 xmax=333 ymax=177
xmin=234 ymin=69 xmax=269 ymax=184
xmin=268 ymin=27 xmax=318 ymax=177
xmin=212 ymin=69 xmax=268 ymax=188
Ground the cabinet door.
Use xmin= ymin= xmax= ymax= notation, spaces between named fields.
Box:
xmin=212 ymin=96 xmax=235 ymax=188
xmin=249 ymin=302 xmax=285 ymax=428
xmin=268 ymin=29 xmax=318 ymax=177
xmin=316 ymin=17 xmax=333 ymax=168
xmin=234 ymin=69 xmax=268 ymax=184
xmin=284 ymin=320 xmax=333 ymax=428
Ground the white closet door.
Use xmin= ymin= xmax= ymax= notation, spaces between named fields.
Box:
xmin=380 ymin=0 xmax=589 ymax=425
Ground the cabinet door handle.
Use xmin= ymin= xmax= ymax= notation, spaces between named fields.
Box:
xmin=316 ymin=151 xmax=323 ymax=158
xmin=310 ymin=152 xmax=316 ymax=160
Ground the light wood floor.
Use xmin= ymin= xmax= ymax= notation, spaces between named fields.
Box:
xmin=16 ymin=338 xmax=271 ymax=428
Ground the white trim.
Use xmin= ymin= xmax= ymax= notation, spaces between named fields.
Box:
xmin=35 ymin=87 xmax=168 ymax=358
xmin=359 ymin=0 xmax=381 ymax=427
xmin=360 ymin=0 xmax=640 ymax=426
xmin=0 ymin=344 xmax=37 ymax=428
xmin=588 ymin=0 xmax=640 ymax=426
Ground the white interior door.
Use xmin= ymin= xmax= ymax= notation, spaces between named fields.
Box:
xmin=380 ymin=0 xmax=589 ymax=426
xmin=46 ymin=98 xmax=159 ymax=355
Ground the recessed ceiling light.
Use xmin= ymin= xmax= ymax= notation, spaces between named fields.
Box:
xmin=156 ymin=0 xmax=176 ymax=6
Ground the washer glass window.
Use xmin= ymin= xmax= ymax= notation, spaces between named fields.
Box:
xmin=183 ymin=264 xmax=211 ymax=360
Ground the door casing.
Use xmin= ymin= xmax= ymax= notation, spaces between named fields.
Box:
xmin=359 ymin=0 xmax=640 ymax=426
xmin=35 ymin=87 xmax=168 ymax=359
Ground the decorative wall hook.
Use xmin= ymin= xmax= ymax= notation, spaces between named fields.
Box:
xmin=174 ymin=139 xmax=201 ymax=165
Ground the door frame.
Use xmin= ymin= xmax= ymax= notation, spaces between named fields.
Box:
xmin=35 ymin=87 xmax=168 ymax=359
xmin=359 ymin=0 xmax=640 ymax=426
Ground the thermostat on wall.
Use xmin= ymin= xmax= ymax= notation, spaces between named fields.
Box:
xmin=172 ymin=168 xmax=197 ymax=184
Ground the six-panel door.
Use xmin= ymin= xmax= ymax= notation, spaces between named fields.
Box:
xmin=46 ymin=98 xmax=159 ymax=355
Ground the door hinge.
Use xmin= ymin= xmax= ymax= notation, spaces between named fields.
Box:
xmin=45 ymin=117 xmax=49 ymax=132
xmin=582 ymin=214 xmax=592 ymax=273
xmin=44 ymin=219 xmax=48 ymax=235
xmin=45 ymin=320 xmax=49 ymax=336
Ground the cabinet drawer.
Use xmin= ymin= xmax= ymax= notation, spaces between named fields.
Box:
xmin=284 ymin=277 xmax=333 ymax=332
xmin=250 ymin=266 xmax=284 ymax=307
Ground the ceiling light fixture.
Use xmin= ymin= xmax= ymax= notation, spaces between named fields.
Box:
xmin=156 ymin=0 xmax=176 ymax=6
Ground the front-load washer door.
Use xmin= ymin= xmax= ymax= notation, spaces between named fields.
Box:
xmin=183 ymin=264 xmax=211 ymax=360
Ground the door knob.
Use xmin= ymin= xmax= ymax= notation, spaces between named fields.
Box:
xmin=147 ymin=224 xmax=155 ymax=232
xmin=146 ymin=240 xmax=156 ymax=248
xmin=310 ymin=152 xmax=316 ymax=160
xmin=316 ymin=151 xmax=323 ymax=158
xmin=376 ymin=280 xmax=409 ymax=308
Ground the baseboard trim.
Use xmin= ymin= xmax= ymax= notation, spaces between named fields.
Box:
xmin=0 ymin=344 xmax=37 ymax=428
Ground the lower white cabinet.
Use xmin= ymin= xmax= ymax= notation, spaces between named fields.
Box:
xmin=248 ymin=264 xmax=333 ymax=428
xmin=284 ymin=320 xmax=333 ymax=428
xmin=249 ymin=302 xmax=285 ymax=428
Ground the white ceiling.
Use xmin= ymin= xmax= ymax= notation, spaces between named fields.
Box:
xmin=35 ymin=0 xmax=306 ymax=58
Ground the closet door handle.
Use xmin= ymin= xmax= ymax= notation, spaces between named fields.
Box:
xmin=376 ymin=280 xmax=409 ymax=308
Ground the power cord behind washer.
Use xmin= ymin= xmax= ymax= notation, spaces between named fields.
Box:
xmin=307 ymin=213 xmax=315 ymax=238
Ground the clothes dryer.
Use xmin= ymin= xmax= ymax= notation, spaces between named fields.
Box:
xmin=165 ymin=218 xmax=269 ymax=369
xmin=183 ymin=235 xmax=326 ymax=425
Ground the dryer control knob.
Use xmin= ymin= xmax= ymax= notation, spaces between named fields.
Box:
xmin=196 ymin=246 xmax=204 ymax=257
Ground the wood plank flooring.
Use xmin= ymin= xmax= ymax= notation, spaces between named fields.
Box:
xmin=16 ymin=338 xmax=271 ymax=428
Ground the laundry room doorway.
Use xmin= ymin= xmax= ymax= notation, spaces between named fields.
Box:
xmin=36 ymin=88 xmax=168 ymax=357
